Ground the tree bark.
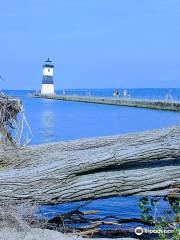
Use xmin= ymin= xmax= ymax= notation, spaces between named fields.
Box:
xmin=0 ymin=126 xmax=179 ymax=205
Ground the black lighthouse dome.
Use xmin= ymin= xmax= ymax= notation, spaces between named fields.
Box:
xmin=43 ymin=58 xmax=54 ymax=68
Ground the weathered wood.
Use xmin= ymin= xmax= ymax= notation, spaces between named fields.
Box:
xmin=0 ymin=94 xmax=22 ymax=144
xmin=33 ymin=93 xmax=180 ymax=112
xmin=0 ymin=126 xmax=180 ymax=205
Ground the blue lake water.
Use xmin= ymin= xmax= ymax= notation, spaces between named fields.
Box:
xmin=5 ymin=89 xmax=180 ymax=145
xmin=4 ymin=89 xmax=180 ymax=226
xmin=57 ymin=88 xmax=180 ymax=101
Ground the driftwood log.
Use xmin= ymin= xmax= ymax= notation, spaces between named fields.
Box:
xmin=0 ymin=94 xmax=22 ymax=144
xmin=0 ymin=126 xmax=180 ymax=205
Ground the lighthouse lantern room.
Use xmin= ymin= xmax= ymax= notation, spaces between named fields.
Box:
xmin=41 ymin=58 xmax=55 ymax=95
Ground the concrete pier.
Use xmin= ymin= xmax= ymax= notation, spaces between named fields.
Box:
xmin=32 ymin=94 xmax=180 ymax=112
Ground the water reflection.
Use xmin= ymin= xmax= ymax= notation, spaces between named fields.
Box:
xmin=9 ymin=90 xmax=180 ymax=145
xmin=41 ymin=109 xmax=56 ymax=143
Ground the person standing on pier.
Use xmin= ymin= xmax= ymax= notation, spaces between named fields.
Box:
xmin=114 ymin=89 xmax=119 ymax=97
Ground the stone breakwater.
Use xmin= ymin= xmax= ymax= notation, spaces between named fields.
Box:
xmin=33 ymin=94 xmax=180 ymax=112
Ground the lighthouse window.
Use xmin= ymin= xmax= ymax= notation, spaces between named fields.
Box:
xmin=48 ymin=68 xmax=50 ymax=72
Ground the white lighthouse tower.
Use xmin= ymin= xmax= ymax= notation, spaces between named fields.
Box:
xmin=41 ymin=58 xmax=55 ymax=95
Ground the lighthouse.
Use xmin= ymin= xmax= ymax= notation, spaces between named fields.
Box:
xmin=41 ymin=58 xmax=55 ymax=95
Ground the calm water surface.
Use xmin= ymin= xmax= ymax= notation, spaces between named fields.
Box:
xmin=5 ymin=90 xmax=180 ymax=145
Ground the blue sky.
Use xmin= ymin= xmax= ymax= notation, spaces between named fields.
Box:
xmin=0 ymin=0 xmax=180 ymax=90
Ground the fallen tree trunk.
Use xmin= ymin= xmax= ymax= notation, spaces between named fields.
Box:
xmin=0 ymin=126 xmax=180 ymax=205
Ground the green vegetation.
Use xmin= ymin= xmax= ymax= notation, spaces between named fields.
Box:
xmin=139 ymin=196 xmax=180 ymax=239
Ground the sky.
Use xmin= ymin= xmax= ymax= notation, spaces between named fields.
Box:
xmin=0 ymin=0 xmax=180 ymax=90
